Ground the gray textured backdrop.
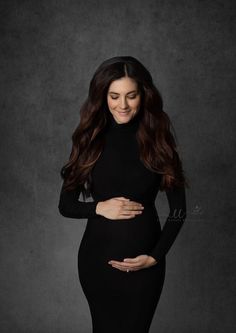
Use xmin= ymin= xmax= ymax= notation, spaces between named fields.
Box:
xmin=1 ymin=0 xmax=235 ymax=332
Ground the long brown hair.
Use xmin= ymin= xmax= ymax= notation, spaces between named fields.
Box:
xmin=60 ymin=56 xmax=189 ymax=199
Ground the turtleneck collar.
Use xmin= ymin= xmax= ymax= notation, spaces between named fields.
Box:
xmin=107 ymin=111 xmax=140 ymax=132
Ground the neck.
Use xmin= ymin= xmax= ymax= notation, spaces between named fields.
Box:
xmin=107 ymin=112 xmax=140 ymax=132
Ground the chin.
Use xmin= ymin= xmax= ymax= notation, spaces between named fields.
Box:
xmin=115 ymin=111 xmax=135 ymax=121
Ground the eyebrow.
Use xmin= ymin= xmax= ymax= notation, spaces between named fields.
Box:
xmin=108 ymin=90 xmax=137 ymax=95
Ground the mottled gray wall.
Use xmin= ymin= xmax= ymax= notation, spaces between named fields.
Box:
xmin=1 ymin=0 xmax=235 ymax=332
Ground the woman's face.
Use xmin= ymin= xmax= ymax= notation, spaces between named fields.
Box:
xmin=107 ymin=76 xmax=141 ymax=124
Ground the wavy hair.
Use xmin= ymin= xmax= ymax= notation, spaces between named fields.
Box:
xmin=60 ymin=56 xmax=189 ymax=199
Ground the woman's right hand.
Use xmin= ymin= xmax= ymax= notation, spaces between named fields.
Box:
xmin=95 ymin=197 xmax=144 ymax=220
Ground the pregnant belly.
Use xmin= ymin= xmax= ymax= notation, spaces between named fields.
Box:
xmin=80 ymin=206 xmax=162 ymax=261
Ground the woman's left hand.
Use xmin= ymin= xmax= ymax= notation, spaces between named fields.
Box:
xmin=108 ymin=255 xmax=157 ymax=272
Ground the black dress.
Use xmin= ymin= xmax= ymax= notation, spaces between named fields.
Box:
xmin=58 ymin=112 xmax=187 ymax=333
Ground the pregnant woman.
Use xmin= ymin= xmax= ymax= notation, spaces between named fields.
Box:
xmin=58 ymin=56 xmax=188 ymax=333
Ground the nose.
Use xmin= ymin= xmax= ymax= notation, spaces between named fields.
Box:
xmin=120 ymin=97 xmax=129 ymax=110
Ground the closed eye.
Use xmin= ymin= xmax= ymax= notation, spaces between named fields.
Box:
xmin=110 ymin=95 xmax=137 ymax=100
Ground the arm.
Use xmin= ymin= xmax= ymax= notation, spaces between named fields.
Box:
xmin=149 ymin=184 xmax=187 ymax=262
xmin=58 ymin=181 xmax=100 ymax=219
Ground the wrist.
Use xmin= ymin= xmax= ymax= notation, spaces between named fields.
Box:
xmin=149 ymin=256 xmax=157 ymax=265
xmin=95 ymin=201 xmax=103 ymax=215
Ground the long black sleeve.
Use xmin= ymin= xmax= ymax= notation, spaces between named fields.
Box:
xmin=149 ymin=185 xmax=187 ymax=262
xmin=58 ymin=181 xmax=100 ymax=219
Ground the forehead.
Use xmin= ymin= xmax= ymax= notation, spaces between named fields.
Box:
xmin=108 ymin=77 xmax=138 ymax=92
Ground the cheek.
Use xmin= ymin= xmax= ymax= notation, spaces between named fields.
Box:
xmin=131 ymin=98 xmax=141 ymax=108
xmin=107 ymin=98 xmax=118 ymax=109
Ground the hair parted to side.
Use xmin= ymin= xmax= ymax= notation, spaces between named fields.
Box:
xmin=60 ymin=56 xmax=189 ymax=199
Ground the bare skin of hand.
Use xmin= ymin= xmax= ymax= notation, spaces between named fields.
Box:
xmin=96 ymin=198 xmax=157 ymax=271
xmin=96 ymin=197 xmax=144 ymax=220
xmin=108 ymin=255 xmax=157 ymax=272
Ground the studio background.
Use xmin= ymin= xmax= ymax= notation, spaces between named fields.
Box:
xmin=1 ymin=0 xmax=235 ymax=332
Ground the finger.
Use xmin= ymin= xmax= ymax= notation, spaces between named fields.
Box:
xmin=121 ymin=209 xmax=143 ymax=214
xmin=122 ymin=207 xmax=144 ymax=215
xmin=111 ymin=262 xmax=143 ymax=269
xmin=123 ymin=258 xmax=139 ymax=262
xmin=110 ymin=263 xmax=125 ymax=271
xmin=108 ymin=260 xmax=121 ymax=264
xmin=115 ymin=197 xmax=130 ymax=201
xmin=111 ymin=263 xmax=131 ymax=271
xmin=117 ymin=214 xmax=136 ymax=219
xmin=109 ymin=260 xmax=133 ymax=265
xmin=120 ymin=211 xmax=141 ymax=216
xmin=109 ymin=259 xmax=139 ymax=265
xmin=128 ymin=200 xmax=144 ymax=206
xmin=118 ymin=211 xmax=143 ymax=217
xmin=109 ymin=260 xmax=130 ymax=266
xmin=123 ymin=202 xmax=144 ymax=210
xmin=111 ymin=263 xmax=142 ymax=271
